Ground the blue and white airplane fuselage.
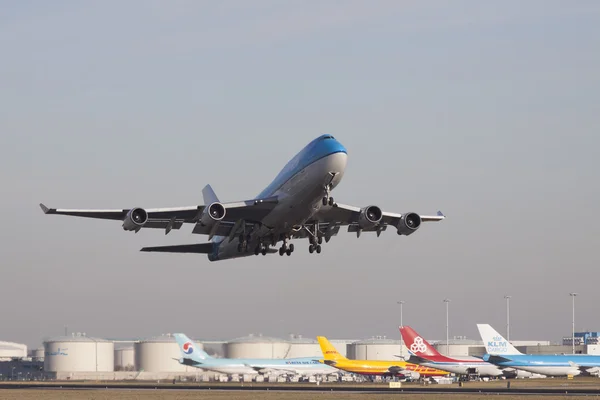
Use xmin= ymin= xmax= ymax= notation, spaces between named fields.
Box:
xmin=478 ymin=324 xmax=600 ymax=377
xmin=481 ymin=354 xmax=600 ymax=377
xmin=174 ymin=334 xmax=338 ymax=376
xmin=211 ymin=136 xmax=347 ymax=261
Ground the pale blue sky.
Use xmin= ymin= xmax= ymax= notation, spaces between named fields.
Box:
xmin=1 ymin=1 xmax=599 ymax=348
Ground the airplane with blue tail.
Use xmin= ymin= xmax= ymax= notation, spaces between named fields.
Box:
xmin=40 ymin=134 xmax=444 ymax=261
xmin=478 ymin=324 xmax=600 ymax=377
xmin=172 ymin=333 xmax=338 ymax=376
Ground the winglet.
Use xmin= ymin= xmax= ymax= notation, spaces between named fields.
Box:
xmin=437 ymin=211 xmax=445 ymax=218
xmin=39 ymin=203 xmax=52 ymax=214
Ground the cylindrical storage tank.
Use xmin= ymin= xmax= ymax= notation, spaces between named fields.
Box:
xmin=44 ymin=334 xmax=114 ymax=372
xmin=135 ymin=335 xmax=204 ymax=372
xmin=0 ymin=341 xmax=27 ymax=361
xmin=114 ymin=347 xmax=135 ymax=370
xmin=285 ymin=335 xmax=322 ymax=358
xmin=225 ymin=335 xmax=288 ymax=359
xmin=31 ymin=347 xmax=45 ymax=362
xmin=350 ymin=337 xmax=405 ymax=361
xmin=434 ymin=339 xmax=482 ymax=357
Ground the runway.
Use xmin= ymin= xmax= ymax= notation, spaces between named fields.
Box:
xmin=2 ymin=381 xmax=600 ymax=396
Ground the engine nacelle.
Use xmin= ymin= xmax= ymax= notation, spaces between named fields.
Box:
xmin=122 ymin=207 xmax=148 ymax=231
xmin=396 ymin=212 xmax=421 ymax=236
xmin=358 ymin=205 xmax=383 ymax=229
xmin=199 ymin=202 xmax=226 ymax=226
xmin=387 ymin=366 xmax=420 ymax=380
xmin=405 ymin=371 xmax=420 ymax=380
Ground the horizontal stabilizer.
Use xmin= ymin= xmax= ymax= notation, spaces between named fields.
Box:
xmin=487 ymin=355 xmax=512 ymax=364
xmin=140 ymin=243 xmax=213 ymax=253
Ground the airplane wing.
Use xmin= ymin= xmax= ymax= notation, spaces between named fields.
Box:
xmin=39 ymin=195 xmax=278 ymax=236
xmin=309 ymin=203 xmax=444 ymax=237
xmin=568 ymin=361 xmax=600 ymax=376
xmin=244 ymin=364 xmax=297 ymax=375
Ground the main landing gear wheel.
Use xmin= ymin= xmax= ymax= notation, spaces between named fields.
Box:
xmin=322 ymin=196 xmax=335 ymax=206
xmin=261 ymin=247 xmax=267 ymax=256
xmin=308 ymin=243 xmax=322 ymax=254
xmin=279 ymin=241 xmax=294 ymax=256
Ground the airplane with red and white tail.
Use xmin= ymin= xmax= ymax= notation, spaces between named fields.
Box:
xmin=399 ymin=326 xmax=536 ymax=378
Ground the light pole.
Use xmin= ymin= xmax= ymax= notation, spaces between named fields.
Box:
xmin=397 ymin=301 xmax=405 ymax=358
xmin=504 ymin=295 xmax=511 ymax=342
xmin=443 ymin=299 xmax=450 ymax=355
xmin=570 ymin=293 xmax=578 ymax=354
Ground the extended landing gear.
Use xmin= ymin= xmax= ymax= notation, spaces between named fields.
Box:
xmin=322 ymin=196 xmax=334 ymax=206
xmin=308 ymin=244 xmax=322 ymax=254
xmin=253 ymin=241 xmax=270 ymax=256
xmin=322 ymin=173 xmax=338 ymax=206
xmin=279 ymin=238 xmax=294 ymax=256
xmin=237 ymin=233 xmax=251 ymax=253
xmin=305 ymin=222 xmax=324 ymax=254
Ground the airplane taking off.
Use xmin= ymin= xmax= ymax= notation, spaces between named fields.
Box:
xmin=173 ymin=334 xmax=337 ymax=377
xmin=316 ymin=336 xmax=447 ymax=379
xmin=399 ymin=326 xmax=535 ymax=378
xmin=478 ymin=324 xmax=600 ymax=377
xmin=40 ymin=135 xmax=444 ymax=261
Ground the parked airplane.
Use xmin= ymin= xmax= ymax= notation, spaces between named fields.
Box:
xmin=40 ymin=134 xmax=444 ymax=261
xmin=173 ymin=334 xmax=337 ymax=377
xmin=478 ymin=324 xmax=600 ymax=377
xmin=316 ymin=336 xmax=447 ymax=379
xmin=399 ymin=325 xmax=535 ymax=378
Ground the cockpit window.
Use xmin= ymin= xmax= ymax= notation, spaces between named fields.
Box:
xmin=322 ymin=135 xmax=335 ymax=140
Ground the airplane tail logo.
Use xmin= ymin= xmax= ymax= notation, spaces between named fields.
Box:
xmin=476 ymin=324 xmax=522 ymax=355
xmin=182 ymin=342 xmax=194 ymax=355
xmin=400 ymin=326 xmax=439 ymax=358
xmin=317 ymin=336 xmax=347 ymax=361
xmin=173 ymin=333 xmax=212 ymax=361
xmin=410 ymin=337 xmax=428 ymax=354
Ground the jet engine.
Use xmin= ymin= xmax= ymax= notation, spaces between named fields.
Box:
xmin=199 ymin=202 xmax=226 ymax=226
xmin=396 ymin=212 xmax=421 ymax=235
xmin=122 ymin=208 xmax=148 ymax=231
xmin=387 ymin=366 xmax=420 ymax=380
xmin=358 ymin=205 xmax=383 ymax=229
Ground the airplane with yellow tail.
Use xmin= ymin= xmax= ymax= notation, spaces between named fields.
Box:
xmin=317 ymin=336 xmax=448 ymax=379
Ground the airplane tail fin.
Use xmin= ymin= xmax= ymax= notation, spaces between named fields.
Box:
xmin=317 ymin=336 xmax=347 ymax=361
xmin=202 ymin=185 xmax=220 ymax=205
xmin=173 ymin=333 xmax=212 ymax=363
xmin=400 ymin=326 xmax=442 ymax=359
xmin=477 ymin=324 xmax=522 ymax=355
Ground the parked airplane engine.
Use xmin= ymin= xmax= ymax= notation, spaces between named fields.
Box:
xmin=122 ymin=208 xmax=148 ymax=231
xmin=387 ymin=366 xmax=419 ymax=380
xmin=396 ymin=212 xmax=421 ymax=235
xmin=358 ymin=205 xmax=383 ymax=229
xmin=199 ymin=202 xmax=226 ymax=226
xmin=405 ymin=371 xmax=420 ymax=380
